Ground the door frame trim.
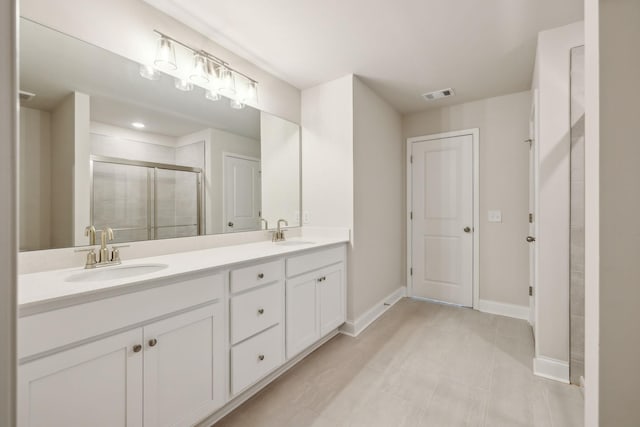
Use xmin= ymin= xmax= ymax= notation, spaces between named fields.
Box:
xmin=406 ymin=128 xmax=480 ymax=309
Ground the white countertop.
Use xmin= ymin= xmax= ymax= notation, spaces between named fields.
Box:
xmin=19 ymin=236 xmax=348 ymax=314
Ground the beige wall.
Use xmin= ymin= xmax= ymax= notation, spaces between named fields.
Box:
xmin=301 ymin=75 xmax=404 ymax=322
xmin=50 ymin=94 xmax=76 ymax=248
xmin=20 ymin=0 xmax=301 ymax=124
xmin=404 ymin=91 xmax=532 ymax=308
xmin=19 ymin=107 xmax=51 ymax=251
xmin=301 ymin=75 xmax=354 ymax=230
xmin=260 ymin=112 xmax=300 ymax=228
xmin=598 ymin=0 xmax=640 ymax=424
xmin=0 ymin=0 xmax=17 ymax=423
xmin=352 ymin=77 xmax=404 ymax=319
xmin=532 ymin=21 xmax=583 ymax=367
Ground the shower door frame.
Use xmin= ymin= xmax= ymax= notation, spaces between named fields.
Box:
xmin=90 ymin=155 xmax=204 ymax=241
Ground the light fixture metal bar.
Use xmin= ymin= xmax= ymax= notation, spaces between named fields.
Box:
xmin=153 ymin=29 xmax=258 ymax=84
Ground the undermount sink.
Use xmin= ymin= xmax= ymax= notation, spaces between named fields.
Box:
xmin=274 ymin=240 xmax=315 ymax=246
xmin=65 ymin=263 xmax=169 ymax=282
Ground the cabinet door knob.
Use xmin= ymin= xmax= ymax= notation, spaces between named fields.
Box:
xmin=257 ymin=273 xmax=264 ymax=279
xmin=148 ymin=338 xmax=158 ymax=347
xmin=228 ymin=222 xmax=234 ymax=227
xmin=258 ymin=308 xmax=265 ymax=315
xmin=464 ymin=226 xmax=471 ymax=233
xmin=258 ymin=354 xmax=265 ymax=361
xmin=526 ymin=236 xmax=536 ymax=243
xmin=133 ymin=344 xmax=142 ymax=353
xmin=317 ymin=277 xmax=323 ymax=283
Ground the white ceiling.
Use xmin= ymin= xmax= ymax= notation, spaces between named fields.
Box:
xmin=145 ymin=0 xmax=583 ymax=114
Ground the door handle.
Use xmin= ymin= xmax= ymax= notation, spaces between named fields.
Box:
xmin=463 ymin=227 xmax=471 ymax=233
xmin=228 ymin=222 xmax=234 ymax=227
xmin=526 ymin=236 xmax=536 ymax=243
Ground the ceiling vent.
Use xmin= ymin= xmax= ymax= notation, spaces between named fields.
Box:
xmin=422 ymin=88 xmax=455 ymax=101
xmin=19 ymin=90 xmax=36 ymax=102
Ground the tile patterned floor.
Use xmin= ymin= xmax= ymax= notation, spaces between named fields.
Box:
xmin=215 ymin=298 xmax=584 ymax=427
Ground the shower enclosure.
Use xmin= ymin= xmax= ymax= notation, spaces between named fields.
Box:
xmin=90 ymin=156 xmax=203 ymax=244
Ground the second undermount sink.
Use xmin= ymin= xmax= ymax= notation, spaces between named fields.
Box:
xmin=274 ymin=240 xmax=315 ymax=246
xmin=65 ymin=263 xmax=169 ymax=282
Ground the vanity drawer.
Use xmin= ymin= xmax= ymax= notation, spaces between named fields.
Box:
xmin=286 ymin=245 xmax=345 ymax=278
xmin=230 ymin=259 xmax=283 ymax=294
xmin=230 ymin=282 xmax=282 ymax=345
xmin=231 ymin=325 xmax=283 ymax=395
xmin=19 ymin=272 xmax=224 ymax=360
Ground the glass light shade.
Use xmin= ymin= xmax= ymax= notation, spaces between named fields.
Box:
xmin=230 ymin=98 xmax=244 ymax=109
xmin=139 ymin=64 xmax=160 ymax=80
xmin=205 ymin=89 xmax=220 ymax=101
xmin=154 ymin=36 xmax=177 ymax=70
xmin=218 ymin=67 xmax=236 ymax=96
xmin=189 ymin=54 xmax=210 ymax=85
xmin=174 ymin=77 xmax=194 ymax=91
xmin=244 ymin=81 xmax=258 ymax=104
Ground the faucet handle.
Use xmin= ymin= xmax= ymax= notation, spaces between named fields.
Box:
xmin=75 ymin=247 xmax=97 ymax=268
xmin=110 ymin=245 xmax=129 ymax=263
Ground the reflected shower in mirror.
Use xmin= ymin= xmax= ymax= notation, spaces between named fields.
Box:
xmin=18 ymin=18 xmax=300 ymax=251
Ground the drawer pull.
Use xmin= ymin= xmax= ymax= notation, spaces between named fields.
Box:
xmin=258 ymin=354 xmax=265 ymax=361
xmin=317 ymin=276 xmax=327 ymax=282
xmin=257 ymin=273 xmax=265 ymax=279
xmin=148 ymin=338 xmax=158 ymax=347
xmin=133 ymin=344 xmax=142 ymax=353
xmin=257 ymin=308 xmax=265 ymax=315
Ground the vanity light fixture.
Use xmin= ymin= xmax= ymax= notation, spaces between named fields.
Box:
xmin=140 ymin=30 xmax=258 ymax=110
xmin=154 ymin=36 xmax=177 ymax=71
xmin=139 ymin=64 xmax=160 ymax=80
xmin=174 ymin=77 xmax=194 ymax=92
xmin=205 ymin=89 xmax=220 ymax=101
xmin=189 ymin=53 xmax=210 ymax=85
xmin=131 ymin=122 xmax=145 ymax=129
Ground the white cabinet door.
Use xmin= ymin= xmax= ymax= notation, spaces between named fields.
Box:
xmin=319 ymin=265 xmax=346 ymax=336
xmin=286 ymin=273 xmax=320 ymax=359
xmin=18 ymin=329 xmax=143 ymax=427
xmin=143 ymin=304 xmax=226 ymax=427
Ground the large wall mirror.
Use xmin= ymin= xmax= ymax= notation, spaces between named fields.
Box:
xmin=18 ymin=18 xmax=301 ymax=251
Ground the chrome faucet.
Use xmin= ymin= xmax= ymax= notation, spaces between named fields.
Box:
xmin=272 ymin=219 xmax=288 ymax=242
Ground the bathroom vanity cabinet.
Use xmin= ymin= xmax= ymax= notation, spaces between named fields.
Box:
xmin=17 ymin=241 xmax=347 ymax=427
xmin=18 ymin=273 xmax=227 ymax=427
xmin=286 ymin=246 xmax=346 ymax=359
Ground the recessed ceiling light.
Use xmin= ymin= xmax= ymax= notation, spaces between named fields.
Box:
xmin=131 ymin=122 xmax=145 ymax=129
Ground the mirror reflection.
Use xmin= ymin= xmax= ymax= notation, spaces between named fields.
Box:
xmin=18 ymin=18 xmax=301 ymax=251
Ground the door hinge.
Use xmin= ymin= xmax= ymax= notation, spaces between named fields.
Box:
xmin=529 ymin=286 xmax=533 ymax=296
xmin=529 ymin=213 xmax=533 ymax=223
xmin=410 ymin=155 xmax=413 ymax=164
xmin=410 ymin=211 xmax=413 ymax=220
xmin=410 ymin=267 xmax=413 ymax=276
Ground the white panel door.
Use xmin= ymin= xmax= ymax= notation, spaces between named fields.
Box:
xmin=319 ymin=265 xmax=345 ymax=336
xmin=143 ymin=304 xmax=226 ymax=427
xmin=18 ymin=329 xmax=143 ymax=427
xmin=411 ymin=135 xmax=474 ymax=306
xmin=286 ymin=272 xmax=320 ymax=359
xmin=224 ymin=155 xmax=261 ymax=232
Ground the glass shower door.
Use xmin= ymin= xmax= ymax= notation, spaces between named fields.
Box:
xmin=92 ymin=161 xmax=152 ymax=243
xmin=155 ymin=168 xmax=201 ymax=239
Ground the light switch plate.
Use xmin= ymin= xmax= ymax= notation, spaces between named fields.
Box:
xmin=488 ymin=210 xmax=502 ymax=223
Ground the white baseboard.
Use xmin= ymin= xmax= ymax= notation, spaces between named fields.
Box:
xmin=477 ymin=299 xmax=530 ymax=321
xmin=533 ymin=356 xmax=570 ymax=383
xmin=340 ymin=286 xmax=406 ymax=337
